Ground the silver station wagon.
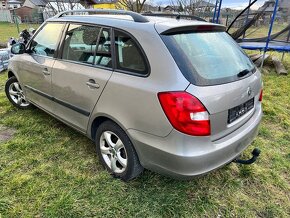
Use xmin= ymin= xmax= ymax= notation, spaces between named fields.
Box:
xmin=5 ymin=10 xmax=262 ymax=181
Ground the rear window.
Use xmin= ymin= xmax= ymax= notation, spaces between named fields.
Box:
xmin=114 ymin=30 xmax=148 ymax=75
xmin=161 ymin=31 xmax=255 ymax=86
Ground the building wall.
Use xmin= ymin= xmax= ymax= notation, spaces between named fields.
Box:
xmin=92 ymin=0 xmax=127 ymax=10
xmin=93 ymin=3 xmax=115 ymax=9
xmin=0 ymin=9 xmax=12 ymax=22
xmin=0 ymin=0 xmax=7 ymax=9
xmin=8 ymin=3 xmax=21 ymax=9
xmin=22 ymin=0 xmax=37 ymax=9
xmin=11 ymin=6 xmax=33 ymax=20
xmin=10 ymin=6 xmax=43 ymax=23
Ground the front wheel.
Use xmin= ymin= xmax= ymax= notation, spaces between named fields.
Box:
xmin=5 ymin=76 xmax=31 ymax=109
xmin=95 ymin=121 xmax=143 ymax=181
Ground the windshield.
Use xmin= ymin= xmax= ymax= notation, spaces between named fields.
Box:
xmin=161 ymin=31 xmax=255 ymax=86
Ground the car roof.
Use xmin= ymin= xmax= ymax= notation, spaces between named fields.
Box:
xmin=49 ymin=15 xmax=225 ymax=34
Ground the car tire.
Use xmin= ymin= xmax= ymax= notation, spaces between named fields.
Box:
xmin=5 ymin=76 xmax=31 ymax=109
xmin=95 ymin=120 xmax=143 ymax=181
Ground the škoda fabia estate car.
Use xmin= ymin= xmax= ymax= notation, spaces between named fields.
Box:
xmin=5 ymin=10 xmax=262 ymax=181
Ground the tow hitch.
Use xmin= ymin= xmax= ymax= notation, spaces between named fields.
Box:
xmin=233 ymin=148 xmax=261 ymax=165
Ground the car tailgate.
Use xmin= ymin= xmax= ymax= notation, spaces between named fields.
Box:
xmin=186 ymin=72 xmax=262 ymax=141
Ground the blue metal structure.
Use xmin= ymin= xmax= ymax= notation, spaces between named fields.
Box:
xmin=261 ymin=0 xmax=280 ymax=67
xmin=212 ymin=0 xmax=223 ymax=23
xmin=242 ymin=0 xmax=253 ymax=39
xmin=212 ymin=0 xmax=289 ymax=66
xmin=265 ymin=0 xmax=280 ymax=52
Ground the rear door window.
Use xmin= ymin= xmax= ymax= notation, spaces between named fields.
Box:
xmin=94 ymin=28 xmax=112 ymax=68
xmin=62 ymin=24 xmax=101 ymax=64
xmin=114 ymin=30 xmax=148 ymax=75
xmin=161 ymin=31 xmax=255 ymax=86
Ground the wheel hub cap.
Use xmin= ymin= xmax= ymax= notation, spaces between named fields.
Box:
xmin=8 ymin=82 xmax=30 ymax=107
xmin=100 ymin=131 xmax=128 ymax=174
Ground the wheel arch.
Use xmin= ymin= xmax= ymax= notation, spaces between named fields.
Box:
xmin=89 ymin=114 xmax=129 ymax=142
xmin=8 ymin=70 xmax=16 ymax=78
xmin=7 ymin=70 xmax=21 ymax=82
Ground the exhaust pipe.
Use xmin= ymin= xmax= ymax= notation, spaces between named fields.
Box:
xmin=233 ymin=148 xmax=261 ymax=165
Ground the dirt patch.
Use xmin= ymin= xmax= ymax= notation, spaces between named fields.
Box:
xmin=0 ymin=125 xmax=16 ymax=143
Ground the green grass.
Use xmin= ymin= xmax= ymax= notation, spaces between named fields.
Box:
xmin=0 ymin=22 xmax=40 ymax=42
xmin=0 ymin=57 xmax=289 ymax=218
xmin=0 ymin=22 xmax=289 ymax=217
xmin=227 ymin=22 xmax=288 ymax=38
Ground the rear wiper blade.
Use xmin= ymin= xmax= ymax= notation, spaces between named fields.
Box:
xmin=237 ymin=69 xmax=251 ymax=78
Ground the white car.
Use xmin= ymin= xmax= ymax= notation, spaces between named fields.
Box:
xmin=0 ymin=49 xmax=9 ymax=72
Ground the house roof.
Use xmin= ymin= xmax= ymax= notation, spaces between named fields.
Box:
xmin=28 ymin=0 xmax=47 ymax=6
xmin=50 ymin=0 xmax=80 ymax=2
xmin=25 ymin=0 xmax=81 ymax=7
xmin=164 ymin=5 xmax=179 ymax=10
xmin=192 ymin=0 xmax=215 ymax=8
xmin=9 ymin=5 xmax=34 ymax=10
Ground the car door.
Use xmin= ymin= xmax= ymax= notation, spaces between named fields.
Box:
xmin=20 ymin=22 xmax=65 ymax=112
xmin=51 ymin=24 xmax=113 ymax=132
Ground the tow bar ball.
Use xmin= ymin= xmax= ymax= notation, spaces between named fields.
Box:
xmin=234 ymin=148 xmax=261 ymax=165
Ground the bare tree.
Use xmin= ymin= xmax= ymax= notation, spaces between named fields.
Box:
xmin=56 ymin=0 xmax=81 ymax=11
xmin=116 ymin=0 xmax=148 ymax=13
xmin=170 ymin=0 xmax=215 ymax=15
xmin=43 ymin=0 xmax=87 ymax=18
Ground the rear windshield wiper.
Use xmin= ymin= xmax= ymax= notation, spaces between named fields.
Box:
xmin=237 ymin=69 xmax=251 ymax=78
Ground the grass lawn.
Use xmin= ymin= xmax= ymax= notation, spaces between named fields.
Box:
xmin=0 ymin=22 xmax=289 ymax=217
xmin=0 ymin=22 xmax=40 ymax=43
xmin=228 ymin=23 xmax=289 ymax=38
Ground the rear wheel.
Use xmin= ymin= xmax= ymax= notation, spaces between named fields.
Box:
xmin=95 ymin=120 xmax=143 ymax=181
xmin=5 ymin=76 xmax=31 ymax=109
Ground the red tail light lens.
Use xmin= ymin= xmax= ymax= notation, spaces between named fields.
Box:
xmin=259 ymin=89 xmax=263 ymax=101
xmin=158 ymin=91 xmax=210 ymax=136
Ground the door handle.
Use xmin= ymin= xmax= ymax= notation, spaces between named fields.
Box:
xmin=86 ymin=79 xmax=100 ymax=89
xmin=42 ymin=68 xmax=50 ymax=76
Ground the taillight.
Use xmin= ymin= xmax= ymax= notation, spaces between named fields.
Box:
xmin=158 ymin=91 xmax=210 ymax=136
xmin=259 ymin=89 xmax=263 ymax=101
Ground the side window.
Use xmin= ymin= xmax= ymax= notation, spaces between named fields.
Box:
xmin=94 ymin=28 xmax=112 ymax=68
xmin=62 ymin=24 xmax=101 ymax=64
xmin=114 ymin=30 xmax=148 ymax=75
xmin=30 ymin=23 xmax=64 ymax=57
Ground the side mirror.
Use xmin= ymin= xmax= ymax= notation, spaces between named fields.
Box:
xmin=11 ymin=43 xmax=26 ymax=55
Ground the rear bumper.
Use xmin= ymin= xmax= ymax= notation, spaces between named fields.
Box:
xmin=128 ymin=104 xmax=262 ymax=179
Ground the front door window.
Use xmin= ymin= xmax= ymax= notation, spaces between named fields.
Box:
xmin=30 ymin=23 xmax=64 ymax=57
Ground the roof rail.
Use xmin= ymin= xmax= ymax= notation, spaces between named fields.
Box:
xmin=55 ymin=9 xmax=149 ymax=23
xmin=142 ymin=13 xmax=207 ymax=22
